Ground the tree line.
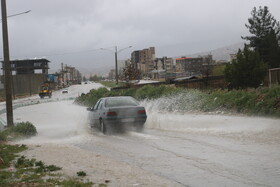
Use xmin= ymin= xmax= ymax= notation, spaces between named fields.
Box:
xmin=225 ymin=6 xmax=280 ymax=89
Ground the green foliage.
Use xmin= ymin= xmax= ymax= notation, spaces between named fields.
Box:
xmin=75 ymin=85 xmax=181 ymax=107
xmin=0 ymin=144 xmax=27 ymax=169
xmin=0 ymin=144 xmax=95 ymax=186
xmin=0 ymin=133 xmax=6 ymax=141
xmin=242 ymin=6 xmax=280 ymax=68
xmin=76 ymin=84 xmax=280 ymax=117
xmin=75 ymin=87 xmax=110 ymax=106
xmin=0 ymin=121 xmax=37 ymax=141
xmin=13 ymin=121 xmax=37 ymax=137
xmin=225 ymin=45 xmax=268 ymax=89
xmin=89 ymin=74 xmax=102 ymax=81
xmin=202 ymin=86 xmax=280 ymax=116
xmin=0 ymin=171 xmax=12 ymax=184
xmin=134 ymin=85 xmax=167 ymax=100
xmin=15 ymin=156 xmax=35 ymax=168
xmin=212 ymin=64 xmax=226 ymax=76
xmin=203 ymin=89 xmax=258 ymax=113
xmin=77 ymin=171 xmax=87 ymax=177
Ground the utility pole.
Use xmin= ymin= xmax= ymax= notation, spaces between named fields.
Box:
xmin=61 ymin=63 xmax=64 ymax=86
xmin=1 ymin=0 xmax=14 ymax=127
xmin=115 ymin=46 xmax=119 ymax=86
xmin=101 ymin=45 xmax=132 ymax=87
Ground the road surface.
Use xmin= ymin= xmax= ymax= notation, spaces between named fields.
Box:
xmin=1 ymin=82 xmax=280 ymax=186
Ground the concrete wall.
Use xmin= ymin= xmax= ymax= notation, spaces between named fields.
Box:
xmin=12 ymin=74 xmax=47 ymax=95
xmin=174 ymin=76 xmax=227 ymax=89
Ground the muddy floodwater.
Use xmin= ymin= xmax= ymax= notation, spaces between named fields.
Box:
xmin=3 ymin=83 xmax=280 ymax=186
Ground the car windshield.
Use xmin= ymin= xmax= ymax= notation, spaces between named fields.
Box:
xmin=105 ymin=97 xmax=139 ymax=107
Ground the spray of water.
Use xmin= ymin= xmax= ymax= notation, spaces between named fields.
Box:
xmin=140 ymin=93 xmax=280 ymax=143
xmin=10 ymin=83 xmax=280 ymax=145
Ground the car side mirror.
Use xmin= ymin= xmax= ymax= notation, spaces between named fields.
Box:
xmin=87 ymin=107 xmax=93 ymax=111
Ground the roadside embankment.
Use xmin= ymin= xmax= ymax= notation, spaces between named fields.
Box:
xmin=75 ymin=85 xmax=280 ymax=118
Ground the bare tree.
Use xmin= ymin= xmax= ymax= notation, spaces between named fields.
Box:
xmin=120 ymin=64 xmax=141 ymax=86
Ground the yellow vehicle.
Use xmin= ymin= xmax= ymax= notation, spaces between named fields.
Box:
xmin=39 ymin=83 xmax=52 ymax=99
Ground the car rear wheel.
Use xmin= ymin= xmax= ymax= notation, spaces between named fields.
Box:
xmin=100 ymin=120 xmax=107 ymax=134
xmin=135 ymin=123 xmax=144 ymax=132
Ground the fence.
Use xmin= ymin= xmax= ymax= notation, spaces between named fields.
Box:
xmin=111 ymin=76 xmax=227 ymax=91
xmin=174 ymin=75 xmax=227 ymax=89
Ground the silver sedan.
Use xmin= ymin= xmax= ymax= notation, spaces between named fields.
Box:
xmin=87 ymin=96 xmax=147 ymax=134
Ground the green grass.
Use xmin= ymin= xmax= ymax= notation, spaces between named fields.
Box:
xmin=0 ymin=122 xmax=106 ymax=186
xmin=212 ymin=64 xmax=226 ymax=76
xmin=0 ymin=144 xmax=105 ymax=186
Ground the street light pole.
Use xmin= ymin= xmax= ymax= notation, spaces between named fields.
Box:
xmin=1 ymin=0 xmax=13 ymax=127
xmin=115 ymin=46 xmax=118 ymax=86
xmin=101 ymin=45 xmax=132 ymax=87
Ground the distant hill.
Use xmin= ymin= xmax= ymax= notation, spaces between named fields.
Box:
xmin=176 ymin=42 xmax=245 ymax=61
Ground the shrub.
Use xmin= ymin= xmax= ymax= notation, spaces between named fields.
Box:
xmin=134 ymin=85 xmax=170 ymax=100
xmin=13 ymin=122 xmax=37 ymax=137
xmin=0 ymin=133 xmax=6 ymax=141
xmin=75 ymin=87 xmax=110 ymax=106
xmin=77 ymin=171 xmax=87 ymax=177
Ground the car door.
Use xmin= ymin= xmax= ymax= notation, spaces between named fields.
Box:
xmin=91 ymin=99 xmax=102 ymax=126
xmin=95 ymin=99 xmax=105 ymax=127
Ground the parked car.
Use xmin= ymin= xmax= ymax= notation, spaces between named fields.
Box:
xmin=62 ymin=88 xmax=68 ymax=94
xmin=87 ymin=96 xmax=147 ymax=134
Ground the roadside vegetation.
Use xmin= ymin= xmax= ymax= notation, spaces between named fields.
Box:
xmin=75 ymin=85 xmax=280 ymax=117
xmin=0 ymin=122 xmax=105 ymax=187
xmin=225 ymin=6 xmax=280 ymax=89
xmin=0 ymin=122 xmax=37 ymax=142
xmin=212 ymin=64 xmax=226 ymax=76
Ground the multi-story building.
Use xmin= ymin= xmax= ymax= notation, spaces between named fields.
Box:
xmin=154 ymin=57 xmax=174 ymax=72
xmin=131 ymin=47 xmax=155 ymax=77
xmin=1 ymin=58 xmax=50 ymax=95
xmin=175 ymin=55 xmax=213 ymax=77
xmin=152 ymin=57 xmax=174 ymax=79
xmin=131 ymin=50 xmax=140 ymax=69
xmin=63 ymin=65 xmax=82 ymax=85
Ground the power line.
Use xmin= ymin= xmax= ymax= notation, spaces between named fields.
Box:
xmin=39 ymin=48 xmax=101 ymax=57
xmin=0 ymin=10 xmax=31 ymax=21
xmin=1 ymin=48 xmax=102 ymax=60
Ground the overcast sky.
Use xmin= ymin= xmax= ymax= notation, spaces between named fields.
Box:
xmin=1 ymin=0 xmax=280 ymax=75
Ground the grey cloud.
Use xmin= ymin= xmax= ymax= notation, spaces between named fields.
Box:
xmin=1 ymin=0 xmax=280 ymax=74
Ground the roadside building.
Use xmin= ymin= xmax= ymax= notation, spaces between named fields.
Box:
xmin=131 ymin=47 xmax=155 ymax=77
xmin=131 ymin=50 xmax=140 ymax=69
xmin=1 ymin=58 xmax=50 ymax=95
xmin=175 ymin=55 xmax=213 ymax=77
xmin=63 ymin=65 xmax=82 ymax=85
xmin=152 ymin=57 xmax=174 ymax=79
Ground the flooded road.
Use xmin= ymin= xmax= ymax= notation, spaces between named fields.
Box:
xmin=77 ymin=116 xmax=280 ymax=187
xmin=3 ymin=83 xmax=280 ymax=186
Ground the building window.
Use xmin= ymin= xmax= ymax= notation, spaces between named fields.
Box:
xmin=34 ymin=62 xmax=42 ymax=67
